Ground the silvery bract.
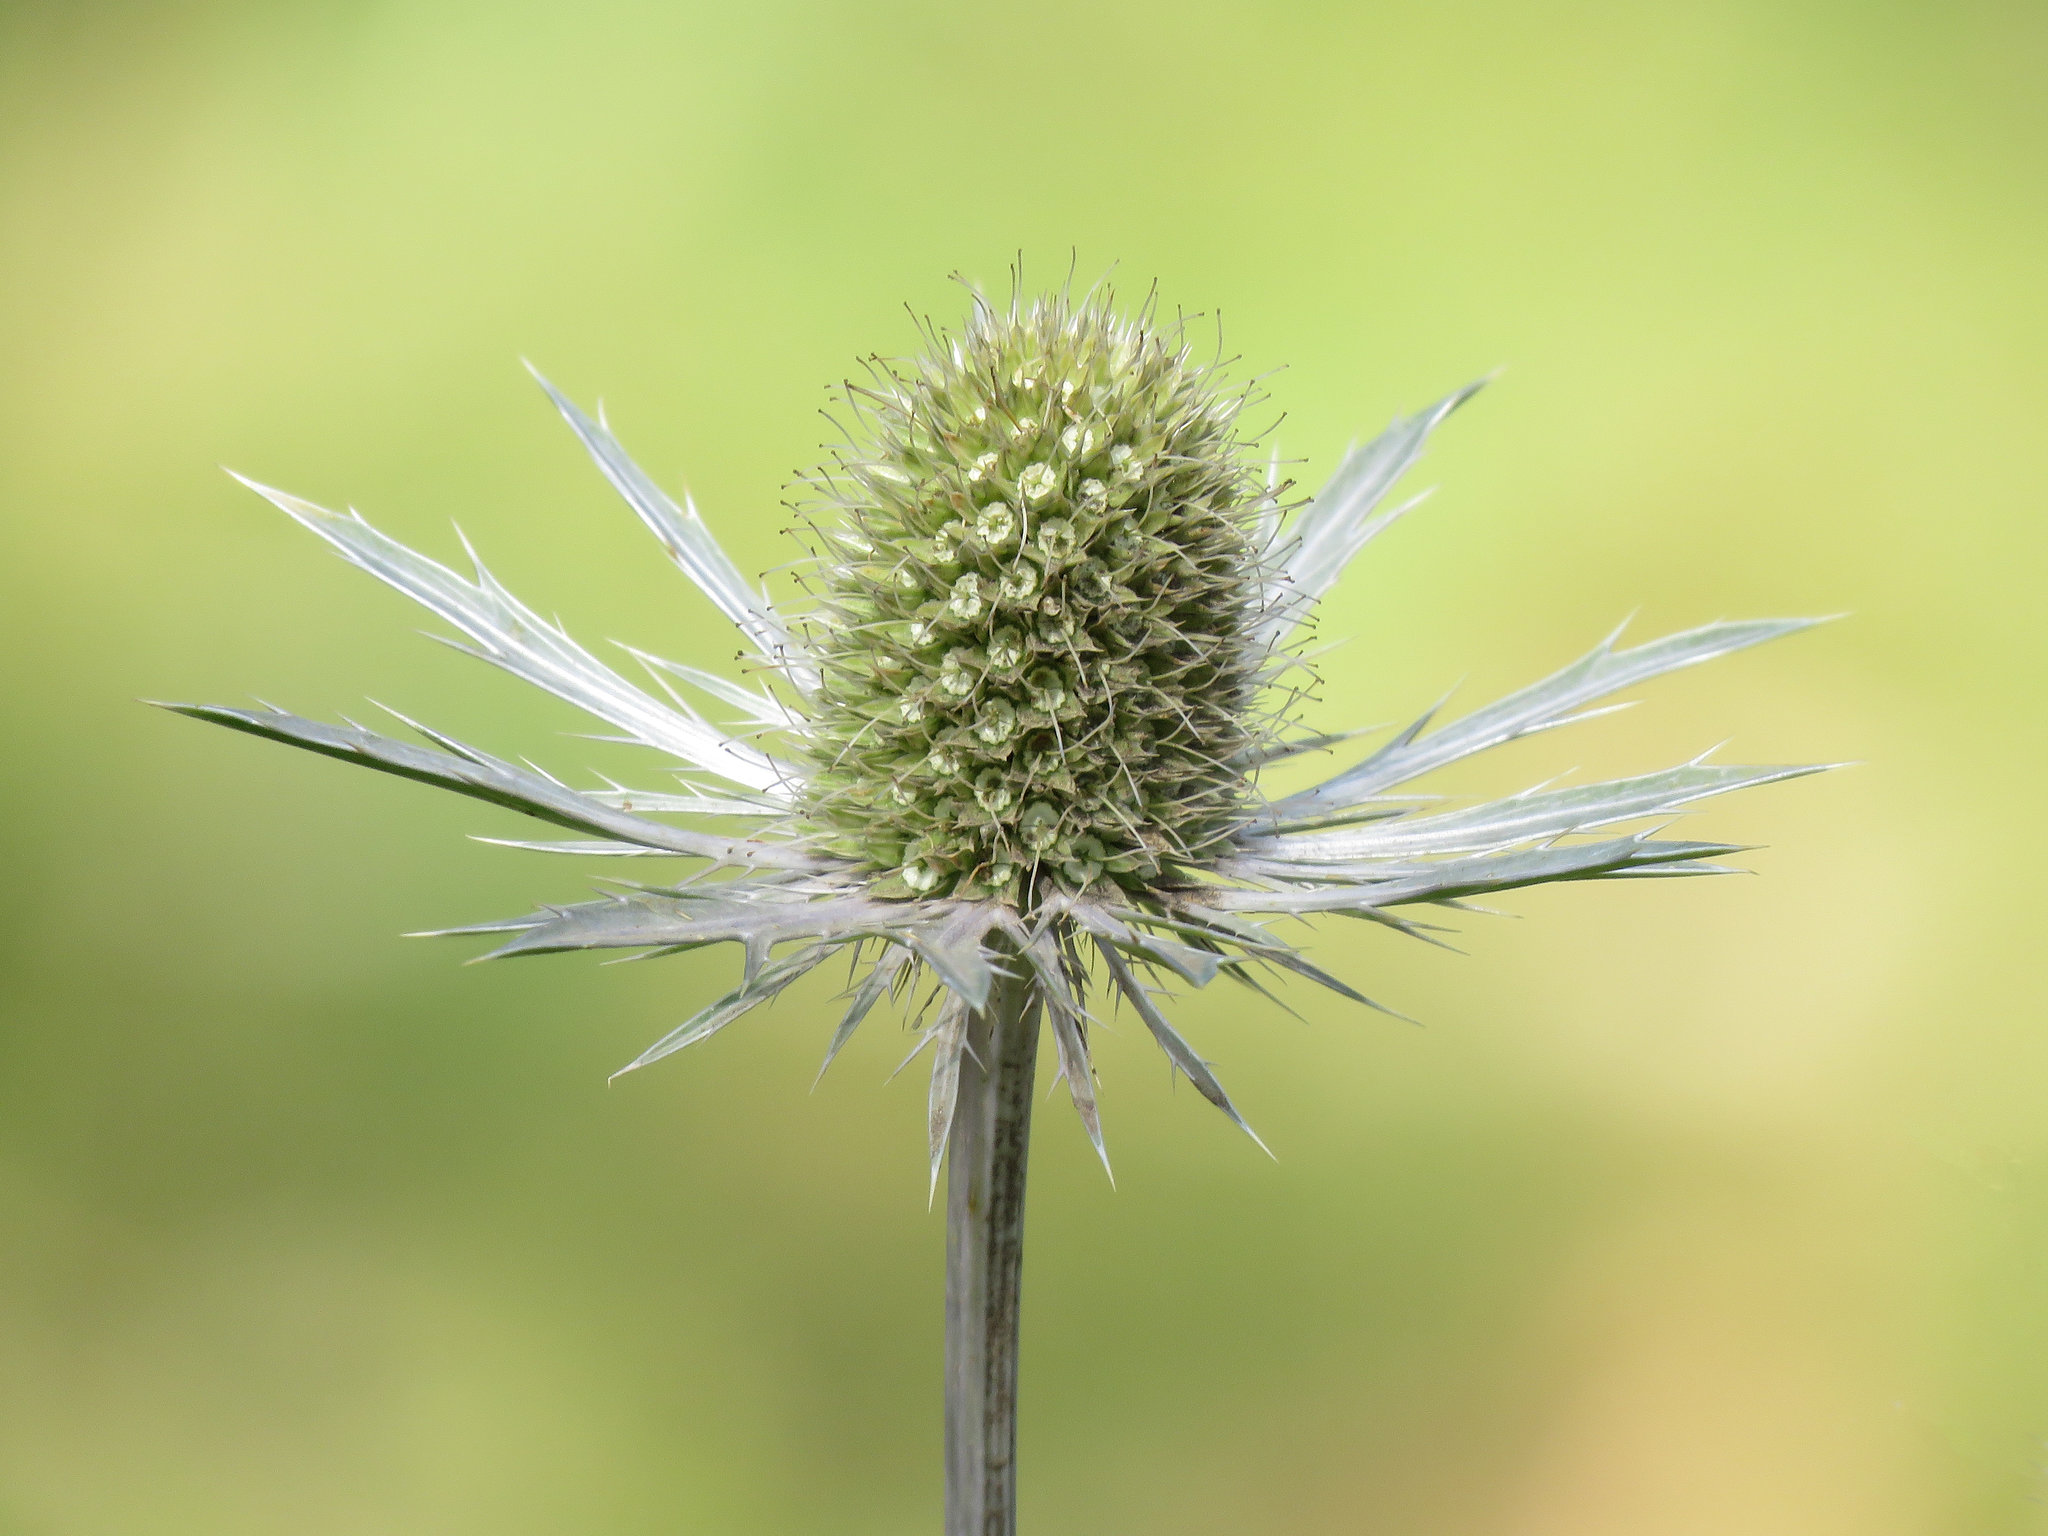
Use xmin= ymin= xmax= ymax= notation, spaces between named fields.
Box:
xmin=169 ymin=287 xmax=1825 ymax=1183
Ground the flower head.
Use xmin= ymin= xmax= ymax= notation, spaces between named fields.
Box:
xmin=168 ymin=283 xmax=1827 ymax=1183
xmin=798 ymin=292 xmax=1266 ymax=903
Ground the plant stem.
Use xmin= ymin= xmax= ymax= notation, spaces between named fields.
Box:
xmin=945 ymin=972 xmax=1040 ymax=1536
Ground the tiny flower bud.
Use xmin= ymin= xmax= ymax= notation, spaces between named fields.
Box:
xmin=1035 ymin=519 xmax=1075 ymax=562
xmin=973 ymin=770 xmax=1013 ymax=814
xmin=998 ymin=564 xmax=1040 ymax=603
xmin=947 ymin=573 xmax=985 ymax=621
xmin=974 ymin=503 xmax=1017 ymax=546
xmin=975 ymin=698 xmax=1017 ymax=746
xmin=1020 ymin=802 xmax=1060 ymax=853
xmin=940 ymin=650 xmax=977 ymax=695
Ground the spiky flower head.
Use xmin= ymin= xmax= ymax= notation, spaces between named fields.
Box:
xmin=167 ymin=280 xmax=1828 ymax=1180
xmin=799 ymin=291 xmax=1268 ymax=903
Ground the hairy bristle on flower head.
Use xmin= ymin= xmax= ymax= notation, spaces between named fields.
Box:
xmin=794 ymin=287 xmax=1273 ymax=905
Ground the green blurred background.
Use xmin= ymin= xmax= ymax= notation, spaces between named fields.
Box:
xmin=1 ymin=0 xmax=2042 ymax=1531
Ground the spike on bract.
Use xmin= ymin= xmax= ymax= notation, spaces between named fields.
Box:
xmin=794 ymin=288 xmax=1272 ymax=904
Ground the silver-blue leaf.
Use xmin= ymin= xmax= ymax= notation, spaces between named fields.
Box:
xmin=1265 ymin=618 xmax=1826 ymax=821
xmin=528 ymin=367 xmax=819 ymax=694
xmin=1256 ymin=379 xmax=1487 ymax=651
xmin=227 ymin=471 xmax=797 ymax=795
xmin=159 ymin=704 xmax=826 ymax=869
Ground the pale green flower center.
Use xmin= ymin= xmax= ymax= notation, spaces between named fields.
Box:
xmin=797 ymin=291 xmax=1267 ymax=903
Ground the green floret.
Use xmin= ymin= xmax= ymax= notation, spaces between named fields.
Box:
xmin=795 ymin=287 xmax=1272 ymax=904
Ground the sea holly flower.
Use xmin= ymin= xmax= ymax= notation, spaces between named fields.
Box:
xmin=165 ymin=283 xmax=1826 ymax=1536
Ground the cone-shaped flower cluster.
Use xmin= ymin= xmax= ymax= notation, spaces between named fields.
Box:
xmin=168 ymin=283 xmax=1827 ymax=1179
xmin=799 ymin=294 xmax=1268 ymax=902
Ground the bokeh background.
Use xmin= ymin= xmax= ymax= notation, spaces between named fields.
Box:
xmin=2 ymin=1 xmax=2042 ymax=1531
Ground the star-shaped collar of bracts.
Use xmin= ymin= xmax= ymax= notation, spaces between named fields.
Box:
xmin=166 ymin=288 xmax=1828 ymax=1185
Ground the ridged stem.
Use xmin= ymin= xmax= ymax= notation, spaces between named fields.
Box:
xmin=944 ymin=972 xmax=1040 ymax=1536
